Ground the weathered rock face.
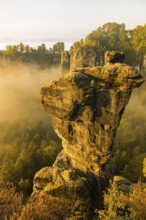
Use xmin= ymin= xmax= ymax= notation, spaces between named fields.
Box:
xmin=33 ymin=51 xmax=144 ymax=219
xmin=70 ymin=45 xmax=97 ymax=70
xmin=61 ymin=44 xmax=105 ymax=73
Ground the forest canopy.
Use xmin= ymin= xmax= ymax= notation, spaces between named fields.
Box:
xmin=72 ymin=22 xmax=146 ymax=68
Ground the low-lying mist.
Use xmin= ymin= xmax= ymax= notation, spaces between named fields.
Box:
xmin=0 ymin=60 xmax=61 ymax=123
xmin=122 ymin=76 xmax=146 ymax=123
xmin=0 ymin=59 xmax=145 ymax=126
xmin=0 ymin=60 xmax=62 ymax=193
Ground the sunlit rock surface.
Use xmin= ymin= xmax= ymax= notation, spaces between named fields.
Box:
xmin=33 ymin=51 xmax=144 ymax=220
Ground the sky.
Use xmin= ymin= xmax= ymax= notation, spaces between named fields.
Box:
xmin=0 ymin=0 xmax=145 ymax=41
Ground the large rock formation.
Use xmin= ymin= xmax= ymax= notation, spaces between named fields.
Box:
xmin=70 ymin=45 xmax=97 ymax=71
xmin=61 ymin=44 xmax=98 ymax=74
xmin=33 ymin=51 xmax=144 ymax=219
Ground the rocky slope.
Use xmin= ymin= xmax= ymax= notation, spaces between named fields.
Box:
xmin=33 ymin=51 xmax=144 ymax=219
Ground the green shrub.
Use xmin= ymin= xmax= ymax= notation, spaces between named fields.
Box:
xmin=126 ymin=182 xmax=146 ymax=220
xmin=98 ymin=181 xmax=126 ymax=220
xmin=98 ymin=181 xmax=146 ymax=220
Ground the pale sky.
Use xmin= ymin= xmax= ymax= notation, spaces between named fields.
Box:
xmin=0 ymin=0 xmax=145 ymax=41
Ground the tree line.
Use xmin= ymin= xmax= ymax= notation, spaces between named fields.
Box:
xmin=0 ymin=42 xmax=64 ymax=68
xmin=71 ymin=22 xmax=146 ymax=69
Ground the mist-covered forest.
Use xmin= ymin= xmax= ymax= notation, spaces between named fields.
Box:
xmin=113 ymin=78 xmax=146 ymax=182
xmin=0 ymin=61 xmax=62 ymax=195
xmin=0 ymin=22 xmax=145 ymax=199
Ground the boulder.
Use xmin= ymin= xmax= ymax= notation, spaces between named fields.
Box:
xmin=114 ymin=176 xmax=132 ymax=193
xmin=105 ymin=51 xmax=125 ymax=63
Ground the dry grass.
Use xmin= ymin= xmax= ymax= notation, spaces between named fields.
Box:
xmin=1 ymin=180 xmax=146 ymax=220
xmin=0 ymin=181 xmax=84 ymax=220
xmin=0 ymin=181 xmax=23 ymax=220
xmin=10 ymin=193 xmax=65 ymax=220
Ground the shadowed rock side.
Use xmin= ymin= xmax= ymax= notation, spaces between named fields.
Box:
xmin=61 ymin=51 xmax=70 ymax=74
xmin=33 ymin=52 xmax=144 ymax=220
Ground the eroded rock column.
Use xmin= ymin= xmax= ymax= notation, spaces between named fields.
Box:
xmin=33 ymin=51 xmax=144 ymax=219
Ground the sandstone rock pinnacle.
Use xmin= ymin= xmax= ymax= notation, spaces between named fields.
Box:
xmin=33 ymin=51 xmax=144 ymax=219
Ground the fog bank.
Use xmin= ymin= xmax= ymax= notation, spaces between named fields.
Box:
xmin=0 ymin=60 xmax=61 ymax=122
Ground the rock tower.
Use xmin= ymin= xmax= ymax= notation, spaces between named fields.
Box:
xmin=33 ymin=51 xmax=144 ymax=219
